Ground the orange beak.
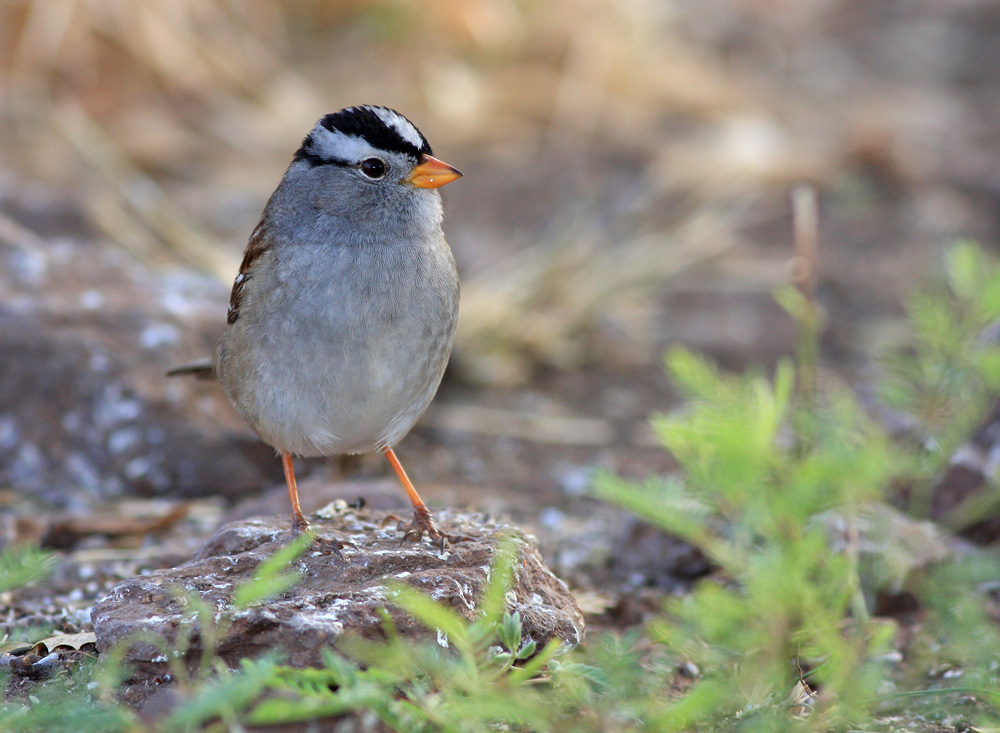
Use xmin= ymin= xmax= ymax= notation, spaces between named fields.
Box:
xmin=407 ymin=154 xmax=462 ymax=189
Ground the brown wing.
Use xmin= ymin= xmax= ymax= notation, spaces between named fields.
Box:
xmin=227 ymin=223 xmax=270 ymax=325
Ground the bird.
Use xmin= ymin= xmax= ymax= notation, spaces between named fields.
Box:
xmin=169 ymin=105 xmax=462 ymax=543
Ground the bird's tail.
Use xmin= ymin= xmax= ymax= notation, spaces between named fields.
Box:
xmin=165 ymin=359 xmax=216 ymax=380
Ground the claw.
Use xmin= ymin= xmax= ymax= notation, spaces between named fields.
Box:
xmin=397 ymin=507 xmax=471 ymax=549
xmin=381 ymin=447 xmax=473 ymax=548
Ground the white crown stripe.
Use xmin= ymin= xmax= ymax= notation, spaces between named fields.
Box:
xmin=308 ymin=125 xmax=378 ymax=163
xmin=369 ymin=107 xmax=425 ymax=150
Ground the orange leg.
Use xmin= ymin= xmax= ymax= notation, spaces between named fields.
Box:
xmin=382 ymin=447 xmax=444 ymax=542
xmin=281 ymin=451 xmax=310 ymax=534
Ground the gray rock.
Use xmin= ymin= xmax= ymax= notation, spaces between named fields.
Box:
xmin=91 ymin=508 xmax=585 ymax=682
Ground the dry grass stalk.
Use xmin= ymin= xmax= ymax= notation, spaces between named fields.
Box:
xmin=53 ymin=100 xmax=238 ymax=279
xmin=791 ymin=184 xmax=821 ymax=400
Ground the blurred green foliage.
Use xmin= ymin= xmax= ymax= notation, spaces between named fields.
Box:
xmin=880 ymin=240 xmax=1000 ymax=520
xmin=0 ymin=545 xmax=54 ymax=595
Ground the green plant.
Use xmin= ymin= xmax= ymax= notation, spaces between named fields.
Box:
xmin=880 ymin=240 xmax=1000 ymax=518
xmin=588 ymin=241 xmax=1000 ymax=731
xmin=593 ymin=349 xmax=899 ymax=729
xmin=0 ymin=545 xmax=54 ymax=595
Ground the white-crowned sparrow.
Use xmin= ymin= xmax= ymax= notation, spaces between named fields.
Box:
xmin=173 ymin=105 xmax=462 ymax=542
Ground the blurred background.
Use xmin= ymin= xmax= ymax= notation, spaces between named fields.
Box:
xmin=1 ymin=0 xmax=999 ymax=615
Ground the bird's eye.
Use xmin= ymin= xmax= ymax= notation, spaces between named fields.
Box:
xmin=360 ymin=158 xmax=387 ymax=179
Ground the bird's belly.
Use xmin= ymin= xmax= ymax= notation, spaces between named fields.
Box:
xmin=218 ymin=308 xmax=454 ymax=458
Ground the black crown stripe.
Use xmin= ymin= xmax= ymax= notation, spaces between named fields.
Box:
xmin=291 ymin=107 xmax=432 ymax=168
xmin=321 ymin=106 xmax=431 ymax=158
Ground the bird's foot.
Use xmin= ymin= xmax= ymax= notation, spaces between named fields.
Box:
xmin=289 ymin=514 xmax=344 ymax=557
xmin=291 ymin=512 xmax=311 ymax=536
xmin=391 ymin=507 xmax=471 ymax=549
